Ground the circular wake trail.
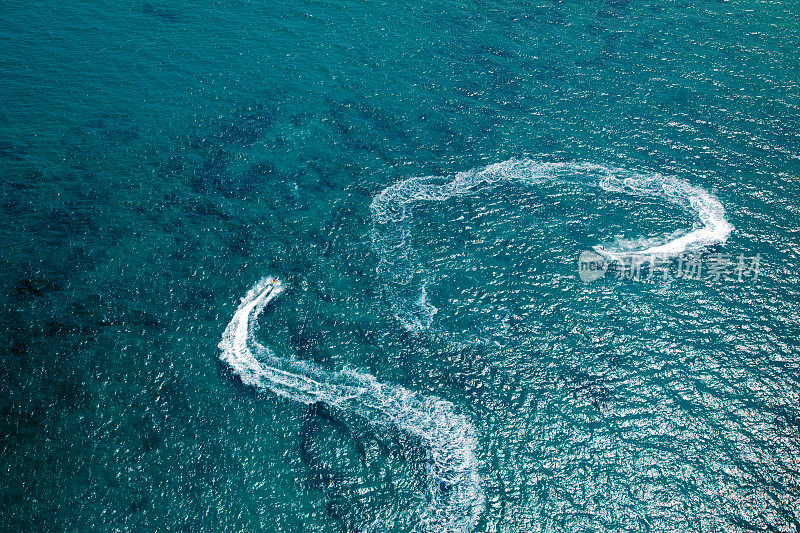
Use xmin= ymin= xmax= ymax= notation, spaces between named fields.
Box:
xmin=219 ymin=278 xmax=483 ymax=533
xmin=370 ymin=158 xmax=733 ymax=331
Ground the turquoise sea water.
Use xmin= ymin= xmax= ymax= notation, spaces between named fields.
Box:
xmin=2 ymin=0 xmax=799 ymax=531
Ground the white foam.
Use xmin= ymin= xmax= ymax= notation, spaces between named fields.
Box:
xmin=370 ymin=159 xmax=732 ymax=331
xmin=219 ymin=278 xmax=483 ymax=532
xmin=219 ymin=160 xmax=732 ymax=531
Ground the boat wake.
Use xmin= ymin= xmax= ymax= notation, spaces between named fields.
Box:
xmin=219 ymin=278 xmax=483 ymax=533
xmin=370 ymin=158 xmax=732 ymax=332
xmin=219 ymin=159 xmax=732 ymax=532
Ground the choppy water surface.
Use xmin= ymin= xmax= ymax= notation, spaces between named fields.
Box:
xmin=1 ymin=0 xmax=799 ymax=531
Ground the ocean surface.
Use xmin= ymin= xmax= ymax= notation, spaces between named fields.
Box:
xmin=2 ymin=0 xmax=799 ymax=531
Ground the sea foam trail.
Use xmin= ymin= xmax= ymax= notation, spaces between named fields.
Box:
xmin=219 ymin=278 xmax=483 ymax=533
xmin=370 ymin=159 xmax=733 ymax=331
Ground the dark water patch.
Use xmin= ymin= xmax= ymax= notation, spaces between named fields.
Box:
xmin=43 ymin=317 xmax=101 ymax=338
xmin=561 ymin=366 xmax=614 ymax=410
xmin=0 ymin=338 xmax=91 ymax=436
xmin=300 ymin=403 xmax=351 ymax=478
xmin=62 ymin=172 xmax=111 ymax=204
xmin=224 ymin=222 xmax=254 ymax=258
xmin=293 ymin=158 xmax=344 ymax=192
xmin=106 ymin=125 xmax=140 ymax=144
xmin=60 ymin=127 xmax=93 ymax=166
xmin=190 ymin=149 xmax=232 ymax=194
xmin=478 ymin=44 xmax=515 ymax=60
xmin=1 ymin=167 xmax=42 ymax=222
xmin=289 ymin=325 xmax=320 ymax=363
xmin=288 ymin=112 xmax=311 ymax=128
xmin=237 ymin=161 xmax=277 ymax=195
xmin=85 ymin=112 xmax=140 ymax=143
xmin=216 ymin=160 xmax=285 ymax=202
xmin=178 ymin=286 xmax=217 ymax=320
xmin=213 ymin=332 xmax=247 ymax=383
xmin=60 ymin=114 xmax=141 ymax=168
xmin=9 ymin=275 xmax=62 ymax=300
xmin=54 ymin=375 xmax=91 ymax=414
xmin=283 ymin=242 xmax=315 ymax=275
xmin=74 ymin=302 xmax=164 ymax=333
xmin=213 ymin=105 xmax=276 ymax=147
xmin=3 ymin=172 xmax=106 ymax=252
xmin=327 ymin=112 xmax=385 ymax=158
xmin=66 ymin=296 xmax=109 ymax=330
xmin=521 ymin=52 xmax=565 ymax=82
xmin=125 ymin=494 xmax=150 ymax=516
xmin=390 ymin=427 xmax=430 ymax=484
xmin=638 ymin=34 xmax=658 ymax=50
xmin=451 ymin=50 xmax=524 ymax=108
xmin=2 ymin=323 xmax=31 ymax=359
xmin=288 ymin=321 xmax=324 ymax=363
xmin=350 ymin=323 xmax=379 ymax=347
xmin=119 ymin=308 xmax=164 ymax=330
xmin=154 ymin=374 xmax=192 ymax=414
xmin=306 ymin=468 xmax=345 ymax=490
xmin=140 ymin=2 xmax=183 ymax=23
xmin=182 ymin=194 xmax=229 ymax=221
xmin=322 ymin=97 xmax=411 ymax=163
xmin=37 ymin=204 xmax=97 ymax=239
xmin=66 ymin=243 xmax=107 ymax=272
xmin=0 ymin=398 xmax=49 ymax=438
xmin=776 ymin=511 xmax=800 ymax=533
xmin=600 ymin=29 xmax=626 ymax=55
xmin=660 ymin=85 xmax=698 ymax=110
xmin=102 ymin=222 xmax=132 ymax=246
xmin=770 ymin=405 xmax=800 ymax=435
xmin=160 ymin=190 xmax=184 ymax=213
xmin=324 ymin=97 xmax=406 ymax=140
xmin=320 ymin=202 xmax=359 ymax=258
xmin=604 ymin=0 xmax=632 ymax=8
xmin=3 ymin=311 xmax=82 ymax=364
xmin=0 ymin=203 xmax=22 ymax=231
xmin=0 ymin=140 xmax=26 ymax=161
xmin=158 ymin=155 xmax=192 ymax=181
xmin=422 ymin=122 xmax=474 ymax=162
xmin=585 ymin=20 xmax=606 ymax=37
xmin=418 ymin=341 xmax=491 ymax=394
xmin=298 ymin=402 xmax=397 ymax=532
xmin=185 ymin=444 xmax=227 ymax=499
xmin=133 ymin=414 xmax=163 ymax=452
xmin=595 ymin=7 xmax=623 ymax=20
